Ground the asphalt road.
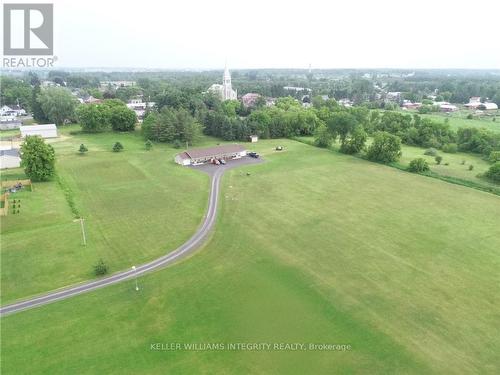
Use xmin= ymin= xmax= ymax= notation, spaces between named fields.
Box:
xmin=0 ymin=156 xmax=262 ymax=316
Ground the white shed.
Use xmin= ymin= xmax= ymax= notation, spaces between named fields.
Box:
xmin=20 ymin=124 xmax=58 ymax=139
xmin=0 ymin=149 xmax=21 ymax=169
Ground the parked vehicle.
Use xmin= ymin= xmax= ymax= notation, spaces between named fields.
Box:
xmin=248 ymin=152 xmax=259 ymax=158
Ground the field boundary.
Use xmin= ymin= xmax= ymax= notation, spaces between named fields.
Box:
xmin=0 ymin=193 xmax=9 ymax=216
xmin=55 ymin=174 xmax=80 ymax=218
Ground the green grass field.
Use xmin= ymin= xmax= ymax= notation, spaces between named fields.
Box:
xmin=409 ymin=111 xmax=500 ymax=133
xmin=2 ymin=139 xmax=499 ymax=374
xmin=295 ymin=135 xmax=499 ymax=193
xmin=0 ymin=127 xmax=211 ymax=303
xmin=397 ymin=144 xmax=497 ymax=187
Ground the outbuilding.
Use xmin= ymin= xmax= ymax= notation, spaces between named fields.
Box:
xmin=175 ymin=144 xmax=247 ymax=166
xmin=249 ymin=135 xmax=258 ymax=143
xmin=0 ymin=148 xmax=21 ymax=169
xmin=20 ymin=124 xmax=58 ymax=139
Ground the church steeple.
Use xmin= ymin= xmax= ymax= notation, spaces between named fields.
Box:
xmin=222 ymin=64 xmax=234 ymax=100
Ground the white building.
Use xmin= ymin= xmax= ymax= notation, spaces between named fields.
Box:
xmin=20 ymin=124 xmax=58 ymax=139
xmin=207 ymin=66 xmax=237 ymax=101
xmin=126 ymin=99 xmax=155 ymax=121
xmin=0 ymin=105 xmax=26 ymax=117
xmin=0 ymin=116 xmax=22 ymax=130
xmin=0 ymin=148 xmax=21 ymax=169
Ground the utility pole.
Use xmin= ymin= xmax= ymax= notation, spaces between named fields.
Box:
xmin=132 ymin=266 xmax=139 ymax=291
xmin=80 ymin=217 xmax=87 ymax=246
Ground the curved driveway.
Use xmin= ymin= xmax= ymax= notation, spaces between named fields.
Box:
xmin=0 ymin=157 xmax=261 ymax=316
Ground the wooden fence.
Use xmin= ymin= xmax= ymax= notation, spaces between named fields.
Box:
xmin=0 ymin=193 xmax=8 ymax=216
xmin=1 ymin=179 xmax=33 ymax=191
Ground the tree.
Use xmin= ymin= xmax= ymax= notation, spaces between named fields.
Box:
xmin=20 ymin=136 xmax=56 ymax=181
xmin=435 ymin=155 xmax=442 ymax=164
xmin=326 ymin=111 xmax=357 ymax=143
xmin=94 ymin=259 xmax=108 ymax=276
xmin=112 ymin=142 xmax=124 ymax=152
xmin=340 ymin=127 xmax=367 ymax=154
xmin=314 ymin=123 xmax=332 ymax=148
xmin=145 ymin=140 xmax=153 ymax=150
xmin=366 ymin=132 xmax=402 ymax=163
xmin=485 ymin=162 xmax=500 ymax=182
xmin=76 ymin=103 xmax=110 ymax=133
xmin=109 ymin=106 xmax=137 ymax=131
xmin=79 ymin=144 xmax=88 ymax=154
xmin=31 ymin=82 xmax=49 ymax=123
xmin=408 ymin=158 xmax=430 ymax=173
xmin=37 ymin=87 xmax=77 ymax=126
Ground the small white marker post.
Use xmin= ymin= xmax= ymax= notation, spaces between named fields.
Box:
xmin=80 ymin=217 xmax=87 ymax=246
xmin=132 ymin=266 xmax=139 ymax=291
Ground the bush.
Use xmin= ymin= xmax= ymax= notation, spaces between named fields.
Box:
xmin=489 ymin=151 xmax=500 ymax=163
xmin=145 ymin=139 xmax=153 ymax=151
xmin=424 ymin=148 xmax=438 ymax=156
xmin=461 ymin=160 xmax=466 ymax=165
xmin=485 ymin=162 xmax=500 ymax=182
xmin=442 ymin=143 xmax=458 ymax=153
xmin=112 ymin=142 xmax=124 ymax=152
xmin=408 ymin=158 xmax=430 ymax=173
xmin=468 ymin=164 xmax=474 ymax=171
xmin=366 ymin=132 xmax=402 ymax=163
xmin=94 ymin=259 xmax=108 ymax=276
xmin=79 ymin=143 xmax=88 ymax=154
xmin=173 ymin=139 xmax=182 ymax=149
xmin=435 ymin=155 xmax=442 ymax=165
xmin=466 ymin=113 xmax=473 ymax=119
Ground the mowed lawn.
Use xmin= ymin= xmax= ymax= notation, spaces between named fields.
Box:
xmin=1 ymin=128 xmax=210 ymax=302
xmin=2 ymin=140 xmax=499 ymax=374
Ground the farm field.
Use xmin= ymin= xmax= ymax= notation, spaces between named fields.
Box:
xmin=2 ymin=139 xmax=499 ymax=374
xmin=397 ymin=144 xmax=496 ymax=187
xmin=413 ymin=112 xmax=499 ymax=133
xmin=0 ymin=127 xmax=212 ymax=303
xmin=294 ymin=136 xmax=498 ymax=193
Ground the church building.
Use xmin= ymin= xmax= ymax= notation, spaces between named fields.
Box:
xmin=207 ymin=66 xmax=237 ymax=101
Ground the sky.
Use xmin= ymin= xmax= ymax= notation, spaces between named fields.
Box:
xmin=2 ymin=0 xmax=500 ymax=69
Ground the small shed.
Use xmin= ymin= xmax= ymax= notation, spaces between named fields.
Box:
xmin=20 ymin=124 xmax=58 ymax=139
xmin=0 ymin=149 xmax=21 ymax=169
xmin=249 ymin=135 xmax=258 ymax=143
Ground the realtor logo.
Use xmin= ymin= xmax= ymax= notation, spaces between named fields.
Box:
xmin=3 ymin=3 xmax=53 ymax=55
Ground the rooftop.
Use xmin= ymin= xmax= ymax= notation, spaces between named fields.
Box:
xmin=180 ymin=144 xmax=246 ymax=160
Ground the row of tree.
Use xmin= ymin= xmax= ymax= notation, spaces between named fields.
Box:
xmin=76 ymin=99 xmax=137 ymax=132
